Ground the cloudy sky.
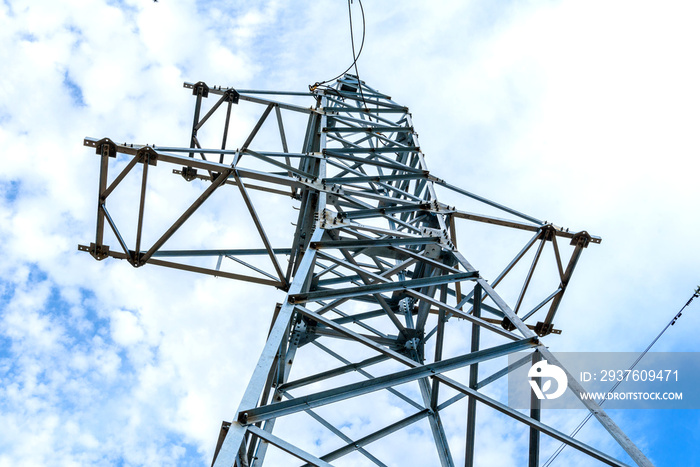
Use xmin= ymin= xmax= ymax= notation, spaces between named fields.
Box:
xmin=1 ymin=0 xmax=699 ymax=466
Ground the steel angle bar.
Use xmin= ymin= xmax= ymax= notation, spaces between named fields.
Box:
xmin=183 ymin=83 xmax=314 ymax=114
xmin=333 ymin=140 xmax=376 ymax=157
xmin=321 ymin=154 xmax=379 ymax=183
xmin=322 ymin=150 xmax=423 ymax=173
xmin=404 ymin=289 xmax=519 ymax=340
xmin=322 ymin=173 xmax=428 ymax=185
xmin=193 ymin=91 xmax=232 ymax=131
xmin=521 ymin=287 xmax=562 ymax=321
xmin=369 ymin=151 xmax=426 ymax=174
xmin=313 ymin=256 xmax=378 ymax=278
xmin=289 ymin=272 xmax=477 ymax=304
xmin=491 ymin=230 xmax=540 ymax=284
xmin=238 ymin=338 xmax=537 ymax=424
xmin=513 ymin=236 xmax=546 ymax=314
xmin=529 ymin=351 xmax=542 ymax=467
xmin=298 ymin=407 xmax=388 ymax=467
xmin=310 ymin=237 xmax=440 ymax=250
xmin=360 ymin=129 xmax=416 ymax=151
xmin=324 ymin=94 xmax=406 ymax=111
xmin=237 ymin=89 xmax=313 ymax=96
xmin=430 ymin=289 xmax=448 ymax=409
xmin=241 ymin=104 xmax=275 ymax=151
xmin=443 ymin=298 xmax=504 ymax=318
xmin=465 ymin=284 xmax=481 ymax=467
xmin=387 ymin=247 xmax=462 ymax=275
xmin=329 ymin=248 xmax=408 ymax=333
xmin=372 ymin=255 xmax=419 ymax=279
xmin=316 ymin=301 xmax=390 ymax=339
xmin=312 ymin=409 xmax=431 ymax=465
xmin=245 ymin=425 xmax=333 ymax=467
xmin=433 ymin=179 xmax=543 ymax=225
xmin=342 ymin=187 xmax=424 ymax=206
xmin=151 ymin=248 xmax=292 ymax=257
xmin=154 ymin=147 xmax=241 ymax=156
xmin=133 ymin=151 xmax=150 ymax=263
xmin=416 ymin=377 xmax=453 ymax=467
xmin=323 ymin=126 xmax=413 ymax=134
xmin=311 ymin=256 xmax=357 ymax=281
xmin=475 ymin=316 xmax=561 ymax=335
xmin=279 ymin=355 xmax=388 ymax=392
xmin=542 ymin=241 xmax=587 ymax=326
xmin=449 ymin=209 xmax=543 ymax=233
xmin=310 ymin=340 xmax=424 ymax=412
xmin=225 ymin=255 xmax=279 ymax=282
xmin=311 ymin=328 xmax=397 ymax=347
xmin=273 ymin=105 xmax=293 ymax=176
xmin=476 ymin=352 xmax=532 ymax=390
xmin=94 ymin=142 xmax=111 ymax=249
xmin=330 ymin=309 xmax=386 ymax=325
xmin=551 ymin=233 xmax=565 ymax=279
xmin=242 ymin=149 xmax=317 ymax=179
xmin=82 ymin=248 xmax=282 ymax=287
xmin=100 ymin=154 xmax=141 ymax=200
xmin=231 ymin=171 xmax=286 ymax=284
xmin=314 ymin=250 xmax=412 ymax=282
xmin=237 ymin=93 xmax=315 ymax=114
xmin=327 ymin=111 xmax=399 ymax=128
xmin=221 ymin=98 xmax=233 ymax=159
xmin=98 ymin=205 xmax=132 ymax=262
xmin=139 ymin=170 xmax=232 ymax=264
xmin=322 ymin=106 xmax=408 ymax=114
xmin=172 ymin=169 xmax=300 ymax=198
xmin=315 ymin=273 xmax=363 ymax=287
xmin=324 ymin=113 xmax=395 ymax=128
xmin=84 ymin=138 xmax=304 ymax=190
xmin=325 ymin=134 xmax=364 ymax=152
xmin=325 ymin=92 xmax=399 ymax=108
xmin=474 ymin=277 xmax=535 ymax=338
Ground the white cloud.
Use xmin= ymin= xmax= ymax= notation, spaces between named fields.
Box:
xmin=0 ymin=0 xmax=696 ymax=465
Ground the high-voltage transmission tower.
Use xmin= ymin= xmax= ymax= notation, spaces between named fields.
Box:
xmin=80 ymin=75 xmax=652 ymax=466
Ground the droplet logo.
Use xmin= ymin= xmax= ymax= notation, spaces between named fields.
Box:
xmin=528 ymin=360 xmax=567 ymax=400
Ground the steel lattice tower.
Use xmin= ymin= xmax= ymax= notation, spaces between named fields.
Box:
xmin=81 ymin=75 xmax=652 ymax=466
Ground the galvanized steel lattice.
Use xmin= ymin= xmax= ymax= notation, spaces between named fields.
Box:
xmin=80 ymin=75 xmax=652 ymax=467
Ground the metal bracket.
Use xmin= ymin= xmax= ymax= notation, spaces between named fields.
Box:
xmin=181 ymin=166 xmax=198 ymax=181
xmin=420 ymin=226 xmax=454 ymax=250
xmin=88 ymin=137 xmax=117 ymax=158
xmin=78 ymin=243 xmax=110 ymax=261
xmin=136 ymin=146 xmax=158 ymax=166
xmin=191 ymin=81 xmax=210 ymax=98
xmin=570 ymin=231 xmax=592 ymax=248
xmin=223 ymin=88 xmax=240 ymax=104
xmin=534 ymin=321 xmax=555 ymax=336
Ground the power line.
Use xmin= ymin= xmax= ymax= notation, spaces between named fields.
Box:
xmin=347 ymin=0 xmax=368 ymax=109
xmin=310 ymin=0 xmax=367 ymax=106
xmin=542 ymin=285 xmax=700 ymax=467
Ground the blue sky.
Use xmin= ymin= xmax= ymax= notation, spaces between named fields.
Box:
xmin=1 ymin=0 xmax=699 ymax=465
